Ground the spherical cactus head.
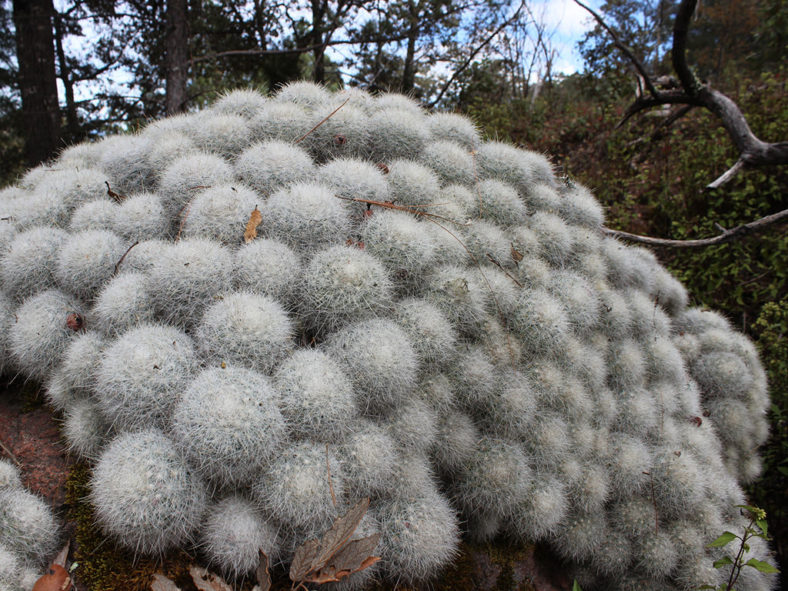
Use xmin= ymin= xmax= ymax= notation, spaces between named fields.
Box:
xmin=90 ymin=428 xmax=208 ymax=556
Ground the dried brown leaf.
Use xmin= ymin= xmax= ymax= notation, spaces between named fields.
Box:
xmin=304 ymin=534 xmax=381 ymax=584
xmin=244 ymin=205 xmax=263 ymax=244
xmin=314 ymin=498 xmax=370 ymax=569
xmin=244 ymin=206 xmax=263 ymax=243
xmin=510 ymin=243 xmax=524 ymax=264
xmin=189 ymin=565 xmax=233 ymax=591
xmin=290 ymin=538 xmax=321 ymax=582
xmin=290 ymin=498 xmax=371 ymax=583
xmin=255 ymin=549 xmax=271 ymax=591
xmin=32 ymin=565 xmax=71 ymax=591
xmin=150 ymin=573 xmax=181 ymax=591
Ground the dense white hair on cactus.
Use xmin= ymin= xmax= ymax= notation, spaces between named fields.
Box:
xmin=449 ymin=346 xmax=499 ymax=411
xmin=523 ymin=183 xmax=562 ymax=214
xmin=300 ymin=105 xmax=370 ymax=162
xmin=420 ymin=141 xmax=475 ymax=186
xmin=200 ymin=494 xmax=279 ymax=579
xmin=185 ymin=113 xmax=253 ymax=159
xmin=616 ymin=388 xmax=660 ymax=437
xmin=452 ymin=437 xmax=531 ymax=518
xmin=385 ymin=159 xmax=440 ymax=207
xmin=597 ymin=286 xmax=633 ymax=339
xmin=158 ymin=153 xmax=233 ymax=218
xmin=319 ymin=157 xmax=389 ymax=219
xmin=383 ymin=398 xmax=438 ymax=454
xmin=478 ymin=372 xmax=536 ymax=440
xmin=95 ymin=323 xmax=197 ymax=431
xmin=410 ymin=364 xmax=453 ymax=408
xmin=0 ymin=459 xmax=21 ymax=489
xmin=335 ymin=86 xmax=376 ymax=112
xmin=299 ymin=244 xmax=393 ymax=335
xmin=274 ymin=349 xmax=357 ymax=441
xmin=113 ymin=193 xmax=170 ymax=241
xmin=55 ymin=230 xmax=126 ymax=300
xmin=339 ymin=419 xmax=397 ymax=497
xmin=652 ymin=266 xmax=689 ymax=316
xmin=197 ymin=292 xmax=293 ymax=373
xmin=361 ymin=210 xmax=437 ymax=283
xmin=474 ymin=141 xmax=534 ymax=194
xmin=5 ymin=190 xmax=70 ymax=230
xmin=645 ymin=336 xmax=687 ymax=387
xmin=548 ymin=270 xmax=600 ymax=333
xmin=651 ymin=448 xmax=707 ymax=519
xmin=0 ymin=543 xmax=22 ymax=588
xmin=253 ymin=441 xmax=343 ymax=530
xmin=210 ymin=88 xmax=268 ymax=119
xmin=559 ymin=335 xmax=608 ymax=392
xmin=431 ymin=409 xmax=479 ymax=474
xmin=602 ymin=237 xmax=639 ymax=288
xmin=530 ymin=361 xmax=593 ymax=421
xmin=248 ymin=102 xmax=312 ymax=143
xmin=393 ymin=298 xmax=458 ymax=369
xmin=0 ymin=487 xmax=59 ymax=566
xmin=462 ymin=219 xmax=514 ymax=267
xmin=523 ymin=411 xmax=570 ymax=469
xmin=610 ymin=496 xmax=657 ymax=541
xmin=90 ymin=428 xmax=208 ymax=556
xmin=634 ymin=530 xmax=679 ymax=580
xmin=143 ymin=130 xmax=198 ymax=178
xmin=1 ymin=226 xmax=68 ymax=302
xmin=34 ymin=167 xmax=109 ymax=213
xmin=607 ymin=338 xmax=646 ymax=391
xmin=673 ymin=553 xmax=724 ymax=591
xmin=373 ymin=92 xmax=423 ymax=114
xmin=508 ymin=474 xmax=568 ymax=541
xmin=324 ymin=318 xmax=418 ymax=413
xmin=97 ymin=134 xmax=153 ymax=194
xmin=114 ymin=241 xmax=172 ymax=278
xmin=57 ymin=141 xmax=102 ymax=169
xmin=171 ymin=366 xmax=286 ymax=488
xmin=426 ymin=112 xmax=481 ymax=150
xmin=91 ymin=272 xmax=155 ymax=337
xmin=528 ymin=211 xmax=573 ymax=266
xmin=62 ymin=398 xmax=109 ymax=460
xmin=509 ymin=287 xmax=570 ymax=354
xmin=146 ymin=238 xmax=233 ymax=328
xmin=233 ymin=238 xmax=301 ymax=306
xmin=44 ymin=330 xmax=105 ymax=406
xmin=69 ymin=199 xmax=117 ymax=233
xmin=589 ymin=529 xmax=632 ymax=577
xmin=368 ymin=110 xmax=430 ymax=164
xmin=9 ymin=289 xmax=83 ymax=381
xmin=179 ymin=184 xmax=257 ymax=245
xmin=692 ymin=350 xmax=753 ymax=399
xmin=553 ymin=511 xmax=608 ymax=562
xmin=274 ymin=80 xmax=331 ymax=110
xmin=233 ymin=141 xmax=315 ymax=197
xmin=260 ymin=181 xmax=350 ymax=252
xmin=558 ymin=181 xmax=605 ymax=228
xmin=473 ymin=179 xmax=529 ymax=227
xmin=425 ymin=265 xmax=489 ymax=337
xmin=376 ymin=486 xmax=460 ymax=585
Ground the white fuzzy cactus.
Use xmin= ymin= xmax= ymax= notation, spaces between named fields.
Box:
xmin=0 ymin=84 xmax=777 ymax=590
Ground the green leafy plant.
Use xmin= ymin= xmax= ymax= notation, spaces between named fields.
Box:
xmin=702 ymin=505 xmax=779 ymax=590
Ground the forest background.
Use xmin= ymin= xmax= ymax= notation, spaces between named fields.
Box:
xmin=1 ymin=0 xmax=786 ymax=575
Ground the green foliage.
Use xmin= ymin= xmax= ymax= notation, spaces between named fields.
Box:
xmin=700 ymin=506 xmax=779 ymax=590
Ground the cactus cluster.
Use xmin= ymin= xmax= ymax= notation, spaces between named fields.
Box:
xmin=0 ymin=459 xmax=60 ymax=590
xmin=0 ymin=83 xmax=777 ymax=590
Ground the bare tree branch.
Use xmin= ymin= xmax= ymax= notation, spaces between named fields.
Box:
xmin=603 ymin=208 xmax=788 ymax=248
xmin=426 ymin=0 xmax=527 ymax=109
xmin=578 ymin=0 xmax=788 ymax=188
xmin=573 ymin=0 xmax=659 ymax=98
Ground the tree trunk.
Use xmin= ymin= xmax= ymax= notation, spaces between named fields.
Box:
xmin=401 ymin=1 xmax=419 ymax=93
xmin=53 ymin=11 xmax=79 ymax=143
xmin=165 ymin=0 xmax=189 ymax=115
xmin=311 ymin=0 xmax=326 ymax=84
xmin=12 ymin=0 xmax=61 ymax=167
